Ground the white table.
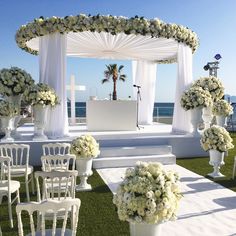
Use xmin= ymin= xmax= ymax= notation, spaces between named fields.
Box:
xmin=86 ymin=100 xmax=137 ymax=131
xmin=98 ymin=165 xmax=236 ymax=235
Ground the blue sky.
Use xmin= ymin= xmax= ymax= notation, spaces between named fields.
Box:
xmin=0 ymin=0 xmax=236 ymax=102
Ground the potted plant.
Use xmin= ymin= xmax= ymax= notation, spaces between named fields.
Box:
xmin=23 ymin=83 xmax=59 ymax=140
xmin=212 ymin=99 xmax=233 ymax=127
xmin=113 ymin=161 xmax=182 ymax=236
xmin=70 ymin=134 xmax=100 ymax=191
xmin=200 ymin=125 xmax=234 ymax=178
xmin=181 ymin=86 xmax=212 ymax=133
xmin=102 ymin=64 xmax=127 ymax=100
xmin=0 ymin=67 xmax=34 ymax=139
xmin=0 ymin=100 xmax=19 ymax=142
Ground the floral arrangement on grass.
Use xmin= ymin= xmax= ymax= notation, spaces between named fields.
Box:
xmin=212 ymin=100 xmax=233 ymax=117
xmin=200 ymin=125 xmax=234 ymax=152
xmin=181 ymin=86 xmax=213 ymax=111
xmin=0 ymin=67 xmax=34 ymax=96
xmin=113 ymin=161 xmax=182 ymax=224
xmin=192 ymin=76 xmax=224 ymax=101
xmin=16 ymin=14 xmax=199 ymax=62
xmin=0 ymin=100 xmax=19 ymax=117
xmin=23 ymin=83 xmax=59 ymax=107
xmin=70 ymin=135 xmax=100 ymax=159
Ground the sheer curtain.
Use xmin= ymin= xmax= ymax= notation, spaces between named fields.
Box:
xmin=132 ymin=60 xmax=157 ymax=125
xmin=172 ymin=43 xmax=193 ymax=133
xmin=39 ymin=33 xmax=68 ymax=138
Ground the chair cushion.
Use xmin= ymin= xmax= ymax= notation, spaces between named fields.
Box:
xmin=27 ymin=228 xmax=73 ymax=236
xmin=0 ymin=180 xmax=20 ymax=194
xmin=10 ymin=165 xmax=34 ymax=176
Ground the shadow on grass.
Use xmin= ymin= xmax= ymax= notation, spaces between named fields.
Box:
xmin=92 ymin=184 xmax=111 ymax=193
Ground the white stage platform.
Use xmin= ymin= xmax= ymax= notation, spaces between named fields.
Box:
xmin=98 ymin=165 xmax=236 ymax=236
xmin=4 ymin=123 xmax=207 ymax=166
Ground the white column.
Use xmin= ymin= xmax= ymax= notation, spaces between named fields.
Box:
xmin=132 ymin=60 xmax=157 ymax=125
xmin=70 ymin=75 xmax=76 ymax=125
xmin=172 ymin=43 xmax=193 ymax=133
xmin=39 ymin=33 xmax=68 ymax=138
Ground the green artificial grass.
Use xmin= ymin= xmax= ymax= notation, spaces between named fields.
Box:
xmin=0 ymin=133 xmax=235 ymax=235
xmin=177 ymin=132 xmax=236 ymax=192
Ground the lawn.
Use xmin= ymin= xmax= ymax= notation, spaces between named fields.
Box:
xmin=1 ymin=132 xmax=235 ymax=235
xmin=177 ymin=132 xmax=236 ymax=192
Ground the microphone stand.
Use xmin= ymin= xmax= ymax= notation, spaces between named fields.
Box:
xmin=134 ymin=85 xmax=143 ymax=130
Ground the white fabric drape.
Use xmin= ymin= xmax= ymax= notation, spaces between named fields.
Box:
xmin=39 ymin=33 xmax=68 ymax=138
xmin=132 ymin=60 xmax=157 ymax=125
xmin=172 ymin=43 xmax=193 ymax=133
xmin=27 ymin=31 xmax=178 ymax=61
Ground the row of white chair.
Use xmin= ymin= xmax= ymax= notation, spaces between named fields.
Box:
xmin=15 ymin=170 xmax=80 ymax=235
xmin=0 ymin=142 xmax=76 ymax=230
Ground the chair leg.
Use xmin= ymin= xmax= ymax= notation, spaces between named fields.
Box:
xmin=233 ymin=160 xmax=236 ymax=179
xmin=31 ymin=173 xmax=35 ymax=194
xmin=17 ymin=189 xmax=20 ymax=203
xmin=8 ymin=196 xmax=13 ymax=228
xmin=25 ymin=177 xmax=30 ymax=202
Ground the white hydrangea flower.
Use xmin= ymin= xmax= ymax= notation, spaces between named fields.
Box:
xmin=212 ymin=99 xmax=233 ymax=116
xmin=0 ymin=67 xmax=34 ymax=96
xmin=200 ymin=125 xmax=234 ymax=152
xmin=70 ymin=134 xmax=100 ymax=159
xmin=113 ymin=162 xmax=182 ymax=224
xmin=181 ymin=86 xmax=213 ymax=111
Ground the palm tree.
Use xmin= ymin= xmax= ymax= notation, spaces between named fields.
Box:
xmin=102 ymin=64 xmax=127 ymax=100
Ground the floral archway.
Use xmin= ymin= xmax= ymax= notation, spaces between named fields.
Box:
xmin=16 ymin=14 xmax=199 ymax=138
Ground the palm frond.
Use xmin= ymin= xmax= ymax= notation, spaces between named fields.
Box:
xmin=119 ymin=74 xmax=127 ymax=82
xmin=102 ymin=78 xmax=109 ymax=84
xmin=118 ymin=65 xmax=124 ymax=72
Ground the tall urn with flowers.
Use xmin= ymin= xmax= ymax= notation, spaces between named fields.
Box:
xmin=113 ymin=162 xmax=182 ymax=236
xmin=181 ymin=87 xmax=212 ymax=135
xmin=70 ymin=135 xmax=100 ymax=191
xmin=192 ymin=76 xmax=225 ymax=130
xmin=0 ymin=67 xmax=34 ymax=139
xmin=200 ymin=125 xmax=234 ymax=178
xmin=23 ymin=83 xmax=59 ymax=141
xmin=0 ymin=100 xmax=19 ymax=142
xmin=212 ymin=99 xmax=233 ymax=127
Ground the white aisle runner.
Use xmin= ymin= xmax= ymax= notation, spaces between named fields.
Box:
xmin=97 ymin=165 xmax=236 ymax=236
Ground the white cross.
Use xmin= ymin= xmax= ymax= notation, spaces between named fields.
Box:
xmin=66 ymin=75 xmax=86 ymax=125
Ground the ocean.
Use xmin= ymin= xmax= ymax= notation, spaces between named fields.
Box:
xmin=67 ymin=102 xmax=174 ymax=118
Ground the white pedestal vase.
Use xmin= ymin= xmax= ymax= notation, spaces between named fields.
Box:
xmin=208 ymin=150 xmax=225 ymax=178
xmin=75 ymin=158 xmax=93 ymax=192
xmin=202 ymin=106 xmax=213 ymax=130
xmin=0 ymin=117 xmax=14 ymax=142
xmin=216 ymin=115 xmax=227 ymax=127
xmin=6 ymin=94 xmax=23 ymax=139
xmin=190 ymin=108 xmax=202 ymax=135
xmin=129 ymin=222 xmax=162 ymax=236
xmin=33 ymin=105 xmax=49 ymax=141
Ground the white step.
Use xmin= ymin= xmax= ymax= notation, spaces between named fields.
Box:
xmin=100 ymin=145 xmax=172 ymax=157
xmin=93 ymin=153 xmax=176 ymax=169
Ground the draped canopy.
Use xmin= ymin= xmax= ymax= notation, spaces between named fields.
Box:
xmin=16 ymin=14 xmax=199 ymax=138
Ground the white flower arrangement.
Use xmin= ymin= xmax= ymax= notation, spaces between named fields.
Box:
xmin=0 ymin=67 xmax=34 ymax=96
xmin=23 ymin=83 xmax=59 ymax=107
xmin=16 ymin=14 xmax=199 ymax=63
xmin=212 ymin=100 xmax=233 ymax=117
xmin=0 ymin=100 xmax=19 ymax=117
xmin=70 ymin=134 xmax=100 ymax=159
xmin=113 ymin=162 xmax=182 ymax=224
xmin=192 ymin=76 xmax=224 ymax=101
xmin=200 ymin=125 xmax=234 ymax=152
xmin=181 ymin=86 xmax=213 ymax=111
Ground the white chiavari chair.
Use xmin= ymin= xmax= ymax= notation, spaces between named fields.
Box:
xmin=16 ymin=198 xmax=81 ymax=236
xmin=0 ymin=144 xmax=34 ymax=201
